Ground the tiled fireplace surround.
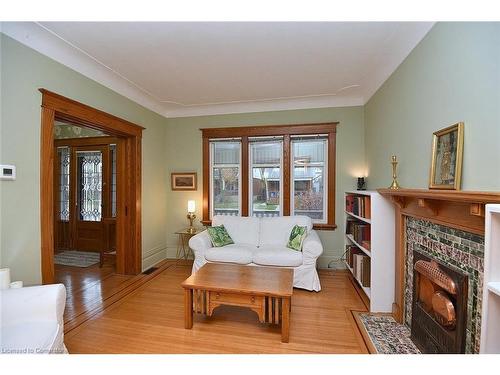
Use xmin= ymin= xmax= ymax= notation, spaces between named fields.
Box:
xmin=404 ymin=217 xmax=484 ymax=353
xmin=377 ymin=189 xmax=500 ymax=354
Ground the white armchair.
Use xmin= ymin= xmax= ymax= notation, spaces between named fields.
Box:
xmin=1 ymin=284 xmax=67 ymax=354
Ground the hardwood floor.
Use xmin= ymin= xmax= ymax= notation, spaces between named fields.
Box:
xmin=64 ymin=264 xmax=369 ymax=354
xmin=55 ymin=261 xmax=133 ymax=327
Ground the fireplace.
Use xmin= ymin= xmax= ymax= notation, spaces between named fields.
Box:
xmin=377 ymin=188 xmax=500 ymax=354
xmin=411 ymin=250 xmax=468 ymax=353
xmin=405 ymin=217 xmax=484 ymax=353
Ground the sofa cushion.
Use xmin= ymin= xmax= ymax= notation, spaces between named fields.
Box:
xmin=206 ymin=225 xmax=234 ymax=247
xmin=286 ymin=225 xmax=308 ymax=251
xmin=259 ymin=216 xmax=313 ymax=247
xmin=205 ymin=244 xmax=254 ymax=265
xmin=253 ymin=246 xmax=303 ymax=267
xmin=212 ymin=215 xmax=260 ymax=246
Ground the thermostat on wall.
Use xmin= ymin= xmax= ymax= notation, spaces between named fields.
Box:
xmin=0 ymin=165 xmax=16 ymax=180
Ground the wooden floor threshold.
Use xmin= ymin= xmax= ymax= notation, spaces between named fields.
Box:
xmin=63 ymin=259 xmax=180 ymax=333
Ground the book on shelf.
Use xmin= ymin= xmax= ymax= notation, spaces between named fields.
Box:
xmin=346 ymin=219 xmax=371 ymax=244
xmin=361 ymin=257 xmax=371 ymax=287
xmin=361 ymin=240 xmax=371 ymax=251
xmin=354 ymin=254 xmax=363 ymax=282
xmin=345 ymin=194 xmax=371 ymax=219
xmin=346 ymin=245 xmax=363 ymax=268
xmin=364 ymin=199 xmax=371 ymax=219
xmin=352 ymin=253 xmax=371 ymax=288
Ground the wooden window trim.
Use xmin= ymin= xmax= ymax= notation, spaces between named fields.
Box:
xmin=201 ymin=123 xmax=338 ymax=230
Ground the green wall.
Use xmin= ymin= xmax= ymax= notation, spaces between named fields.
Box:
xmin=365 ymin=22 xmax=500 ymax=190
xmin=165 ymin=107 xmax=365 ymax=267
xmin=0 ymin=35 xmax=168 ymax=284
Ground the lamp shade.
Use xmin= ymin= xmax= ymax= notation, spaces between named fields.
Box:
xmin=187 ymin=200 xmax=196 ymax=213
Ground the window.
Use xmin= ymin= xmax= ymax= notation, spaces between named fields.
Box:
xmin=210 ymin=141 xmax=241 ymax=217
xmin=249 ymin=138 xmax=283 ymax=217
xmin=77 ymin=150 xmax=103 ymax=221
xmin=57 ymin=146 xmax=70 ymax=221
xmin=202 ymin=123 xmax=337 ymax=230
xmin=291 ymin=137 xmax=327 ymax=223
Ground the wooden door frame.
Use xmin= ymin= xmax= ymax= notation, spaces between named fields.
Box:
xmin=40 ymin=89 xmax=144 ymax=284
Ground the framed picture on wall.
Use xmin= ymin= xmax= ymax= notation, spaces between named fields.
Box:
xmin=171 ymin=172 xmax=197 ymax=191
xmin=429 ymin=122 xmax=464 ymax=190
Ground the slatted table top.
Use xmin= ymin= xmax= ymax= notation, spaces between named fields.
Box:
xmin=181 ymin=263 xmax=293 ymax=297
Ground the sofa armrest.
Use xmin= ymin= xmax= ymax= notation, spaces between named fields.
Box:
xmin=302 ymin=230 xmax=323 ymax=263
xmin=1 ymin=284 xmax=66 ymax=326
xmin=188 ymin=230 xmax=212 ymax=258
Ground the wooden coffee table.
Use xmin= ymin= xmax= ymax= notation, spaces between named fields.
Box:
xmin=181 ymin=263 xmax=294 ymax=342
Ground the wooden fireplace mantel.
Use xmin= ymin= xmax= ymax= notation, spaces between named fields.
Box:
xmin=378 ymin=188 xmax=500 ymax=235
xmin=378 ymin=188 xmax=500 ymax=204
xmin=376 ymin=188 xmax=500 ymax=323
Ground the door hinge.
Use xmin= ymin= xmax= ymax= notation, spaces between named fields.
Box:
xmin=125 ymin=206 xmax=128 ymax=216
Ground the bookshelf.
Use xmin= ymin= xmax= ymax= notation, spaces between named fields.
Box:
xmin=344 ymin=190 xmax=395 ymax=313
xmin=480 ymin=204 xmax=500 ymax=353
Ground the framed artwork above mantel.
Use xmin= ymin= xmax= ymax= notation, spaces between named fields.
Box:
xmin=429 ymin=122 xmax=464 ymax=190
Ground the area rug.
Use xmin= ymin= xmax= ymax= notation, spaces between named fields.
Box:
xmin=355 ymin=312 xmax=421 ymax=354
xmin=54 ymin=250 xmax=100 ymax=267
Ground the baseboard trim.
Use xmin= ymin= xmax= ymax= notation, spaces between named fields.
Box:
xmin=142 ymin=245 xmax=167 ymax=271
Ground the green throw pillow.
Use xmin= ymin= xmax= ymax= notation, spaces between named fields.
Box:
xmin=287 ymin=225 xmax=308 ymax=251
xmin=207 ymin=225 xmax=234 ymax=247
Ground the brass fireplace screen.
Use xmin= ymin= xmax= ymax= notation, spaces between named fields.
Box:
xmin=412 ymin=252 xmax=468 ymax=353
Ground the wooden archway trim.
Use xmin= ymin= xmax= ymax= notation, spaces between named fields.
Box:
xmin=40 ymin=89 xmax=143 ymax=284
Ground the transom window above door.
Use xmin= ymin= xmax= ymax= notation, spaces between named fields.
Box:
xmin=202 ymin=123 xmax=337 ymax=230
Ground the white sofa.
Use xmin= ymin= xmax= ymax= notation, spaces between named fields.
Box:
xmin=189 ymin=215 xmax=323 ymax=291
xmin=1 ymin=284 xmax=67 ymax=354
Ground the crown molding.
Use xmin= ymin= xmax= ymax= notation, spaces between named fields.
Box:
xmin=165 ymin=95 xmax=363 ymax=118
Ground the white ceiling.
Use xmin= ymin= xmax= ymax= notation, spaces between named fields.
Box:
xmin=2 ymin=22 xmax=434 ymax=117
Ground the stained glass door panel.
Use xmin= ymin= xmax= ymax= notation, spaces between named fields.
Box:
xmin=55 ymin=146 xmax=71 ymax=250
xmin=74 ymin=146 xmax=107 ymax=252
xmin=77 ymin=151 xmax=103 ymax=221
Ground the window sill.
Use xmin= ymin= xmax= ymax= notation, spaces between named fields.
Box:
xmin=201 ymin=219 xmax=336 ymax=231
xmin=312 ymin=223 xmax=337 ymax=231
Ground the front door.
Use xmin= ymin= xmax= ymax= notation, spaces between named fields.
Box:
xmin=73 ymin=146 xmax=108 ymax=252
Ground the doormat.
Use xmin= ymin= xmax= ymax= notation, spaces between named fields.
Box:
xmin=54 ymin=250 xmax=100 ymax=267
xmin=354 ymin=312 xmax=421 ymax=354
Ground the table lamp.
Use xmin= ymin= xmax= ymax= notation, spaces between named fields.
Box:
xmin=187 ymin=200 xmax=196 ymax=233
xmin=357 ymin=177 xmax=366 ymax=190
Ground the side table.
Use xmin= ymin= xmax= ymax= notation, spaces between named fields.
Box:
xmin=175 ymin=228 xmax=204 ymax=261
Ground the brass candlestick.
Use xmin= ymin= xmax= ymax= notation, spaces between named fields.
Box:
xmin=187 ymin=212 xmax=196 ymax=234
xmin=388 ymin=155 xmax=401 ymax=190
